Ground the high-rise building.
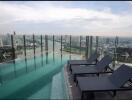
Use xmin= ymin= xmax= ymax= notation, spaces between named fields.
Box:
xmin=0 ymin=37 xmax=3 ymax=47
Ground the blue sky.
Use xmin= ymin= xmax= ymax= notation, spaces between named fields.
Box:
xmin=7 ymin=1 xmax=132 ymax=13
xmin=0 ymin=1 xmax=132 ymax=36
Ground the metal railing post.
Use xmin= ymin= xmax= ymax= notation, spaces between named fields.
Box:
xmin=70 ymin=35 xmax=71 ymax=60
xmin=33 ymin=34 xmax=36 ymax=70
xmin=86 ymin=36 xmax=89 ymax=59
xmin=61 ymin=35 xmax=62 ymax=62
xmin=96 ymin=36 xmax=99 ymax=54
xmin=11 ymin=34 xmax=16 ymax=77
xmin=41 ymin=35 xmax=43 ymax=66
xmin=80 ymin=36 xmax=81 ymax=54
xmin=89 ymin=36 xmax=93 ymax=56
xmin=45 ymin=35 xmax=48 ymax=64
xmin=114 ymin=36 xmax=119 ymax=66
xmin=23 ymin=35 xmax=27 ymax=72
xmin=53 ymin=35 xmax=55 ymax=61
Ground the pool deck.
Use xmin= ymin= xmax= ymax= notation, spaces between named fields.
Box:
xmin=65 ymin=65 xmax=132 ymax=100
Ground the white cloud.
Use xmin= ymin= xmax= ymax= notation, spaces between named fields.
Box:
xmin=127 ymin=1 xmax=132 ymax=5
xmin=0 ymin=1 xmax=132 ymax=36
xmin=0 ymin=2 xmax=118 ymax=23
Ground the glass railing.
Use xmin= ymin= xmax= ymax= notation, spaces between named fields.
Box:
xmin=0 ymin=34 xmax=96 ymax=82
xmin=1 ymin=34 xmax=132 ymax=79
xmin=0 ymin=35 xmax=99 ymax=62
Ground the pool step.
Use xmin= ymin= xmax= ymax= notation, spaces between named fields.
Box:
xmin=27 ymin=82 xmax=52 ymax=99
xmin=50 ymin=72 xmax=64 ymax=99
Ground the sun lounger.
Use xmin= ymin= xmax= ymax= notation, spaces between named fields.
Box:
xmin=68 ymin=52 xmax=99 ymax=71
xmin=72 ymin=55 xmax=113 ymax=81
xmin=76 ymin=64 xmax=132 ymax=100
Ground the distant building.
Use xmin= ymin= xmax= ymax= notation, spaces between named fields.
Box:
xmin=2 ymin=33 xmax=11 ymax=46
xmin=0 ymin=38 xmax=3 ymax=47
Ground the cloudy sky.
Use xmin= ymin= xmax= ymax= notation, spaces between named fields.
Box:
xmin=0 ymin=1 xmax=132 ymax=36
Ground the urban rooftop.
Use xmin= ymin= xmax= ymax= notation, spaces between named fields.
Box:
xmin=0 ymin=1 xmax=132 ymax=100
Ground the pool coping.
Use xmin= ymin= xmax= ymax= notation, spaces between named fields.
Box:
xmin=63 ymin=64 xmax=73 ymax=100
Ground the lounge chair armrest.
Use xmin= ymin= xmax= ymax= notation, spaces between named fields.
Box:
xmin=100 ymin=71 xmax=113 ymax=74
xmin=88 ymin=63 xmax=96 ymax=65
xmin=129 ymin=79 xmax=132 ymax=83
xmin=128 ymin=79 xmax=132 ymax=87
xmin=107 ymin=67 xmax=114 ymax=72
xmin=118 ymin=87 xmax=132 ymax=91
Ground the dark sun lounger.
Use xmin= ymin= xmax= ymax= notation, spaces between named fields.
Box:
xmin=72 ymin=55 xmax=113 ymax=81
xmin=67 ymin=52 xmax=99 ymax=71
xmin=76 ymin=64 xmax=132 ymax=100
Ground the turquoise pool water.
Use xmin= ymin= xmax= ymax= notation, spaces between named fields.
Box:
xmin=0 ymin=53 xmax=71 ymax=99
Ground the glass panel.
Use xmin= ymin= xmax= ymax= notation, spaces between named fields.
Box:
xmin=54 ymin=35 xmax=61 ymax=60
xmin=92 ymin=36 xmax=96 ymax=54
xmin=81 ymin=36 xmax=86 ymax=59
xmin=25 ymin=35 xmax=35 ymax=72
xmin=86 ymin=36 xmax=89 ymax=59
xmin=0 ymin=34 xmax=16 ymax=83
xmin=25 ymin=35 xmax=34 ymax=59
xmin=98 ymin=36 xmax=116 ymax=69
xmin=62 ymin=35 xmax=67 ymax=56
xmin=13 ymin=34 xmax=27 ymax=77
xmin=70 ymin=35 xmax=81 ymax=59
xmin=48 ymin=35 xmax=53 ymax=63
xmin=117 ymin=37 xmax=132 ymax=64
xmin=62 ymin=35 xmax=70 ymax=59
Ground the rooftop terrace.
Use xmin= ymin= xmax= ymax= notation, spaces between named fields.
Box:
xmin=0 ymin=34 xmax=132 ymax=99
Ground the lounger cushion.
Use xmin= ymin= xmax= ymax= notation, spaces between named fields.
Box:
xmin=77 ymin=76 xmax=118 ymax=92
xmin=72 ymin=66 xmax=98 ymax=75
xmin=96 ymin=55 xmax=112 ymax=71
xmin=68 ymin=60 xmax=93 ymax=65
xmin=77 ymin=64 xmax=132 ymax=92
xmin=68 ymin=52 xmax=98 ymax=65
xmin=71 ymin=55 xmax=112 ymax=75
xmin=109 ymin=64 xmax=132 ymax=87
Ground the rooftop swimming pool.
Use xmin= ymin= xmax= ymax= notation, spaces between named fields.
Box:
xmin=1 ymin=34 xmax=132 ymax=100
xmin=0 ymin=53 xmax=80 ymax=99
